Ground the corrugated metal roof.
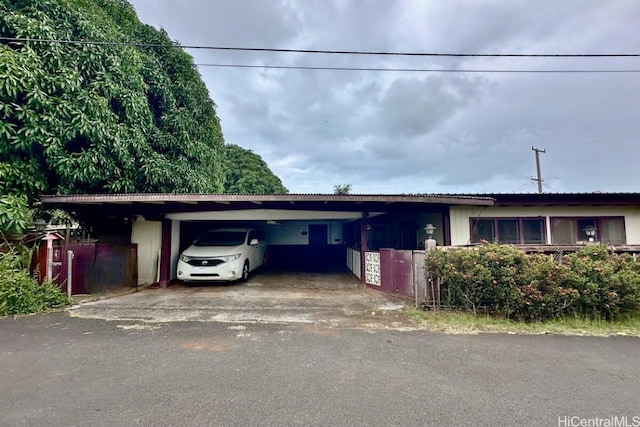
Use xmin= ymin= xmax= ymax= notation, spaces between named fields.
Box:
xmin=40 ymin=192 xmax=640 ymax=213
xmin=457 ymin=192 xmax=640 ymax=206
xmin=40 ymin=192 xmax=495 ymax=205
xmin=453 ymin=192 xmax=640 ymax=196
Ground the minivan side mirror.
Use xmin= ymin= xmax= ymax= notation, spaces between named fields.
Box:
xmin=249 ymin=238 xmax=259 ymax=246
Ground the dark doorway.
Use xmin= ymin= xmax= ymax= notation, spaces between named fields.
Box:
xmin=399 ymin=221 xmax=417 ymax=249
xmin=309 ymin=224 xmax=328 ymax=246
xmin=269 ymin=223 xmax=345 ymax=272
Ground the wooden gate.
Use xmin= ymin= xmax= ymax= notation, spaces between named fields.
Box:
xmin=378 ymin=249 xmax=414 ymax=296
xmin=36 ymin=241 xmax=137 ymax=295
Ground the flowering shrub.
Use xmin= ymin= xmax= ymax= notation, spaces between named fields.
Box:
xmin=564 ymin=245 xmax=640 ymax=320
xmin=427 ymin=243 xmax=640 ymax=321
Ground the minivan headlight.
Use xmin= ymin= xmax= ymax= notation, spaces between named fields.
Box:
xmin=222 ymin=253 xmax=241 ymax=262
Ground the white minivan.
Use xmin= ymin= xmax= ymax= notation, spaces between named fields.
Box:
xmin=177 ymin=228 xmax=267 ymax=282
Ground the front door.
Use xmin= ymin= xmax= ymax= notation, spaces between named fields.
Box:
xmin=308 ymin=224 xmax=328 ymax=246
xmin=399 ymin=220 xmax=417 ymax=249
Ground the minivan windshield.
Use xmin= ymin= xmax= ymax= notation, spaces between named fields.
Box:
xmin=194 ymin=231 xmax=246 ymax=247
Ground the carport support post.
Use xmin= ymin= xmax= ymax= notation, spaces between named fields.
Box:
xmin=360 ymin=213 xmax=368 ymax=284
xmin=67 ymin=250 xmax=74 ymax=299
xmin=159 ymin=218 xmax=172 ymax=288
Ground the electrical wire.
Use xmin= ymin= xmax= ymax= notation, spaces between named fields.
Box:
xmin=4 ymin=36 xmax=639 ymax=72
xmin=194 ymin=63 xmax=640 ymax=73
xmin=1 ymin=36 xmax=640 ymax=58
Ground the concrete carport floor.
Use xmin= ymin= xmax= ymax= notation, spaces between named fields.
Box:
xmin=68 ymin=270 xmax=411 ymax=327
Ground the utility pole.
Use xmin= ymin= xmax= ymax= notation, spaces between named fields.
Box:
xmin=531 ymin=146 xmax=545 ymax=194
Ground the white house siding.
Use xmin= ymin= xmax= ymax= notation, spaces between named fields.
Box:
xmin=265 ymin=222 xmax=309 ymax=245
xmin=449 ymin=205 xmax=640 ymax=246
xmin=131 ymin=220 xmax=162 ymax=285
xmin=328 ymin=221 xmax=343 ymax=244
xmin=263 ymin=220 xmax=345 ymax=245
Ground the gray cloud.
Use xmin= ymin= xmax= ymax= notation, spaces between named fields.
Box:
xmin=371 ymin=75 xmax=485 ymax=139
xmin=129 ymin=0 xmax=640 ymax=194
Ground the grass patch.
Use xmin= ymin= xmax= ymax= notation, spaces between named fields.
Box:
xmin=406 ymin=309 xmax=640 ymax=336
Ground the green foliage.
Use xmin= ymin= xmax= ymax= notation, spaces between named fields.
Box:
xmin=0 ymin=194 xmax=31 ymax=234
xmin=46 ymin=208 xmax=75 ymax=226
xmin=0 ymin=0 xmax=225 ymax=199
xmin=429 ymin=244 xmax=526 ymax=316
xmin=0 ymin=246 xmax=70 ymax=316
xmin=427 ymin=243 xmax=640 ymax=321
xmin=223 ymin=144 xmax=288 ymax=194
xmin=516 ymin=253 xmax=580 ymax=321
xmin=333 ymin=184 xmax=351 ymax=195
xmin=564 ymin=246 xmax=640 ymax=320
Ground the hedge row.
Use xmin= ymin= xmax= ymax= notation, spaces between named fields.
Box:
xmin=426 ymin=243 xmax=640 ymax=321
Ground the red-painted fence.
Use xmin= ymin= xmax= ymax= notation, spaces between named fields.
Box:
xmin=35 ymin=241 xmax=137 ymax=295
xmin=371 ymin=248 xmax=424 ymax=298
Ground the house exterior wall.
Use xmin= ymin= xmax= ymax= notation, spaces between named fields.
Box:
xmin=416 ymin=213 xmax=445 ymax=245
xmin=264 ymin=220 xmax=344 ymax=245
xmin=449 ymin=205 xmax=640 ymax=246
xmin=328 ymin=221 xmax=343 ymax=244
xmin=264 ymin=222 xmax=307 ymax=245
xmin=131 ymin=220 xmax=162 ymax=285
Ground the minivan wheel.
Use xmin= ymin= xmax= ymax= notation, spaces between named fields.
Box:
xmin=241 ymin=261 xmax=250 ymax=282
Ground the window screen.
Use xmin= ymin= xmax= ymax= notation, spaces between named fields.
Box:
xmin=551 ymin=217 xmax=626 ymax=245
xmin=551 ymin=218 xmax=576 ymax=244
xmin=601 ymin=218 xmax=625 ymax=244
xmin=472 ymin=219 xmax=495 ymax=242
xmin=497 ymin=220 xmax=519 ymax=244
xmin=470 ymin=218 xmax=546 ymax=244
xmin=522 ymin=219 xmax=545 ymax=244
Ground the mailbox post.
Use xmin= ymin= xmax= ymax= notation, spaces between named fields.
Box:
xmin=39 ymin=232 xmax=65 ymax=282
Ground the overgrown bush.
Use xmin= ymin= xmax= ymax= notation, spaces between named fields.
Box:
xmin=516 ymin=253 xmax=580 ymax=320
xmin=564 ymin=245 xmax=640 ymax=320
xmin=0 ymin=194 xmax=31 ymax=235
xmin=0 ymin=247 xmax=70 ymax=316
xmin=427 ymin=243 xmax=640 ymax=321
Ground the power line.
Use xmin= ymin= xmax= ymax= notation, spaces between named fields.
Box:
xmin=194 ymin=63 xmax=640 ymax=73
xmin=1 ymin=36 xmax=640 ymax=58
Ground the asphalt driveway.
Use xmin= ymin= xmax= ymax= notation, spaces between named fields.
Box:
xmin=1 ymin=312 xmax=639 ymax=427
xmin=69 ymin=270 xmax=410 ymax=326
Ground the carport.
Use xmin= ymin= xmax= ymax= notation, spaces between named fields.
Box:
xmin=40 ymin=193 xmax=493 ymax=293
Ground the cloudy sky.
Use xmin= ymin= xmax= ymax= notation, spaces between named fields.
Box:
xmin=128 ymin=0 xmax=640 ymax=194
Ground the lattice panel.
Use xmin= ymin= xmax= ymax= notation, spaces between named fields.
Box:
xmin=365 ymin=251 xmax=381 ymax=286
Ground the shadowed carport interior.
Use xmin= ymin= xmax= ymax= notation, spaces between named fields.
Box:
xmin=40 ymin=193 xmax=494 ymax=289
xmin=178 ymin=219 xmax=349 ymax=273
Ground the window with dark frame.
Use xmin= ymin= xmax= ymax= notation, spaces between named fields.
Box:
xmin=471 ymin=219 xmax=495 ymax=242
xmin=470 ymin=217 xmax=545 ymax=244
xmin=550 ymin=217 xmax=626 ymax=245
